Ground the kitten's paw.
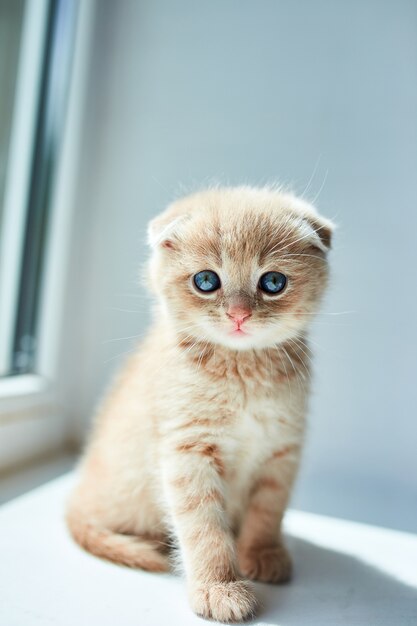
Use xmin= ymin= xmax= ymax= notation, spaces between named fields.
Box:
xmin=238 ymin=543 xmax=292 ymax=584
xmin=189 ymin=579 xmax=257 ymax=623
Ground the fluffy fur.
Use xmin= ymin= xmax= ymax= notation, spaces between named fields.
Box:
xmin=67 ymin=186 xmax=333 ymax=622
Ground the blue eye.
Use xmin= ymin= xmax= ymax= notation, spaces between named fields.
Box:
xmin=259 ymin=272 xmax=287 ymax=295
xmin=193 ymin=270 xmax=221 ymax=293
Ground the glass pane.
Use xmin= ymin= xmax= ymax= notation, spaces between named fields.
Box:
xmin=0 ymin=0 xmax=28 ymax=377
xmin=0 ymin=0 xmax=77 ymax=376
xmin=0 ymin=0 xmax=25 ymax=222
xmin=11 ymin=0 xmax=77 ymax=374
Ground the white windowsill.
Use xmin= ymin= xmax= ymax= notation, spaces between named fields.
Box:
xmin=0 ymin=374 xmax=48 ymax=400
xmin=0 ymin=449 xmax=77 ymax=505
xmin=0 ymin=474 xmax=416 ymax=625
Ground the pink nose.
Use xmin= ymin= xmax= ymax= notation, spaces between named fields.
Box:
xmin=226 ymin=306 xmax=252 ymax=325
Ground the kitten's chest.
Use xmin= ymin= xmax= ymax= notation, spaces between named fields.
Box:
xmin=225 ymin=394 xmax=282 ymax=451
xmin=222 ymin=397 xmax=284 ymax=486
xmin=220 ymin=389 xmax=300 ymax=523
xmin=208 ymin=362 xmax=294 ymax=462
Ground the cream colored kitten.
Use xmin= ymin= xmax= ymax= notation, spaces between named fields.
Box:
xmin=67 ymin=186 xmax=333 ymax=622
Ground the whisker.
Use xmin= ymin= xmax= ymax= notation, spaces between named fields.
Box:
xmin=280 ymin=253 xmax=327 ymax=262
xmin=104 ymin=347 xmax=136 ymax=364
xmin=282 ymin=344 xmax=305 ymax=382
xmin=287 ymin=337 xmax=314 ymax=374
xmin=289 ymin=336 xmax=313 ymax=366
xmin=277 ymin=346 xmax=292 ymax=405
xmin=307 ymin=316 xmax=354 ymax=327
xmin=281 ymin=343 xmax=307 ymax=401
xmin=103 ymin=333 xmax=145 ymax=344
xmin=109 ymin=307 xmax=147 ymax=314
xmin=300 ymin=154 xmax=322 ymax=200
xmin=278 ymin=229 xmax=321 ymax=254
xmin=112 ymin=293 xmax=152 ymax=300
xmin=174 ymin=323 xmax=201 ymax=336
xmin=296 ymin=310 xmax=356 ymax=316
xmin=195 ymin=340 xmax=211 ymax=374
xmin=311 ymin=168 xmax=329 ymax=205
xmin=179 ymin=334 xmax=200 ymax=350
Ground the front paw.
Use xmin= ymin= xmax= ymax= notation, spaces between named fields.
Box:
xmin=238 ymin=543 xmax=292 ymax=584
xmin=189 ymin=580 xmax=257 ymax=623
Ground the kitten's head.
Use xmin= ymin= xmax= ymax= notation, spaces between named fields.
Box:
xmin=147 ymin=186 xmax=334 ymax=350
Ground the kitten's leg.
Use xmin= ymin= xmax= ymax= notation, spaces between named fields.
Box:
xmin=237 ymin=444 xmax=301 ymax=584
xmin=163 ymin=439 xmax=257 ymax=623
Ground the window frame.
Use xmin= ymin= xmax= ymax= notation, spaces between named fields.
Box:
xmin=0 ymin=0 xmax=95 ymax=472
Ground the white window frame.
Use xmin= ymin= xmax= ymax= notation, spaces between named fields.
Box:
xmin=0 ymin=0 xmax=95 ymax=472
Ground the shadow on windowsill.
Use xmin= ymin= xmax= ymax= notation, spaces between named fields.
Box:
xmin=252 ymin=536 xmax=417 ymax=625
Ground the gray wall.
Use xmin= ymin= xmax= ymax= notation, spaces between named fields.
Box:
xmin=67 ymin=0 xmax=417 ymax=531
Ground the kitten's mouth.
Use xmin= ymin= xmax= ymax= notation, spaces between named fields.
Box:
xmin=230 ymin=328 xmax=249 ymax=336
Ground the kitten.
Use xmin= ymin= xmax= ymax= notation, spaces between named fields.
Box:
xmin=67 ymin=186 xmax=333 ymax=622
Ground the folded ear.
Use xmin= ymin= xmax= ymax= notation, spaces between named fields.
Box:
xmin=278 ymin=192 xmax=334 ymax=253
xmin=302 ymin=214 xmax=334 ymax=252
xmin=147 ymin=208 xmax=188 ymax=251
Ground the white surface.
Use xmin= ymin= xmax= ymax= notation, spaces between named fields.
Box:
xmin=0 ymin=450 xmax=76 ymax=505
xmin=0 ymin=474 xmax=416 ymax=625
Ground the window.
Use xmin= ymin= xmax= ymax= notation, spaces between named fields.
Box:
xmin=0 ymin=0 xmax=77 ymax=377
xmin=0 ymin=0 xmax=90 ymax=471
